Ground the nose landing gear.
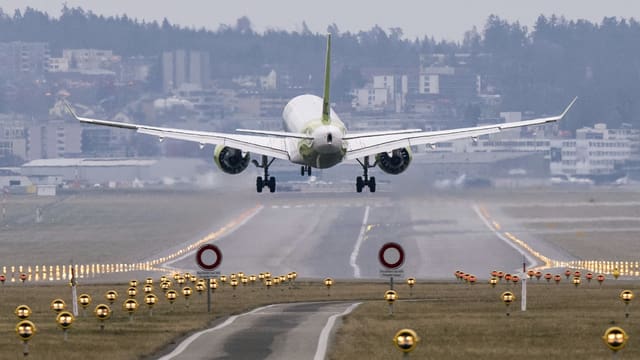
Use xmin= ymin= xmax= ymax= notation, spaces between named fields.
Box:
xmin=300 ymin=165 xmax=312 ymax=176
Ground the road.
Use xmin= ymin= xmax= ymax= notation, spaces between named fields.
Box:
xmin=158 ymin=301 xmax=360 ymax=360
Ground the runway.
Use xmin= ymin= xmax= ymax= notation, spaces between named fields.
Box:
xmin=166 ymin=191 xmax=526 ymax=280
xmin=6 ymin=187 xmax=621 ymax=283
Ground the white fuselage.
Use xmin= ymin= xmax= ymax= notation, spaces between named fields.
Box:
xmin=282 ymin=94 xmax=347 ymax=168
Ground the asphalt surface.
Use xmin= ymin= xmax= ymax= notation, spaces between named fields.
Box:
xmin=168 ymin=191 xmax=525 ymax=279
xmin=159 ymin=301 xmax=359 ymax=360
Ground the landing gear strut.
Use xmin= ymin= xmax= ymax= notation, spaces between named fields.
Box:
xmin=355 ymin=156 xmax=376 ymax=193
xmin=300 ymin=165 xmax=312 ymax=176
xmin=252 ymin=155 xmax=276 ymax=193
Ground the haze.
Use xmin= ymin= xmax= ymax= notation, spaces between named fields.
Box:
xmin=3 ymin=0 xmax=640 ymax=41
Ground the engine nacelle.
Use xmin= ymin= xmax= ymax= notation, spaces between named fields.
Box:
xmin=376 ymin=147 xmax=412 ymax=175
xmin=214 ymin=146 xmax=250 ymax=174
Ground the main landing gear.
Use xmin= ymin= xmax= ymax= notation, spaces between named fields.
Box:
xmin=300 ymin=165 xmax=312 ymax=176
xmin=252 ymin=155 xmax=276 ymax=193
xmin=356 ymin=156 xmax=376 ymax=193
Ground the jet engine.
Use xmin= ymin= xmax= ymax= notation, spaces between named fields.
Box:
xmin=376 ymin=147 xmax=412 ymax=175
xmin=214 ymin=146 xmax=250 ymax=174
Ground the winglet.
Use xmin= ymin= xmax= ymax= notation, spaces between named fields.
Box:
xmin=560 ymin=96 xmax=578 ymax=119
xmin=63 ymin=100 xmax=80 ymax=120
xmin=321 ymin=34 xmax=331 ymax=125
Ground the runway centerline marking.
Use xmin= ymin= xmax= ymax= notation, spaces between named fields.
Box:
xmin=349 ymin=206 xmax=370 ymax=278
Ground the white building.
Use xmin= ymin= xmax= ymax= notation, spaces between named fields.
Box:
xmin=162 ymin=50 xmax=210 ymax=93
xmin=0 ymin=125 xmax=27 ymax=160
xmin=550 ymin=124 xmax=635 ymax=176
xmin=48 ymin=57 xmax=70 ymax=72
xmin=61 ymin=49 xmax=115 ymax=71
xmin=351 ymin=86 xmax=389 ymax=112
xmin=418 ymin=66 xmax=454 ymax=95
xmin=27 ymin=122 xmax=83 ymax=160
xmin=373 ymin=75 xmax=408 ymax=112
xmin=352 ymin=74 xmax=408 ymax=112
xmin=260 ymin=69 xmax=277 ymax=90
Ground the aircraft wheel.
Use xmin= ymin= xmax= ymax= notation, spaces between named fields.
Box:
xmin=369 ymin=176 xmax=376 ymax=193
xmin=256 ymin=176 xmax=263 ymax=193
xmin=268 ymin=177 xmax=276 ymax=193
xmin=356 ymin=176 xmax=364 ymax=193
xmin=307 ymin=166 xmax=312 ymax=176
xmin=300 ymin=166 xmax=305 ymax=176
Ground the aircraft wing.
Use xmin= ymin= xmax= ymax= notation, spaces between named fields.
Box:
xmin=64 ymin=103 xmax=291 ymax=160
xmin=345 ymin=97 xmax=577 ymax=160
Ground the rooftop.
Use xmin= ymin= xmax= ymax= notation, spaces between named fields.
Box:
xmin=22 ymin=158 xmax=157 ymax=167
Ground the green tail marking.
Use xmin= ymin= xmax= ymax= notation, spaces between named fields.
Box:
xmin=322 ymin=34 xmax=331 ymax=125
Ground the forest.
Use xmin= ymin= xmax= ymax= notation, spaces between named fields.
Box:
xmin=2 ymin=6 xmax=640 ymax=130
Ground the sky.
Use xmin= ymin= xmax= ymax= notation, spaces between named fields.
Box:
xmin=2 ymin=0 xmax=640 ymax=41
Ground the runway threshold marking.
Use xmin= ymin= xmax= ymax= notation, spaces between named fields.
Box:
xmin=313 ymin=302 xmax=362 ymax=360
xmin=349 ymin=206 xmax=370 ymax=278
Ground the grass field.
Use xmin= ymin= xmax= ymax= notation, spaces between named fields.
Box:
xmin=0 ymin=278 xmax=385 ymax=360
xmin=491 ymin=189 xmax=640 ymax=262
xmin=0 ymin=190 xmax=257 ymax=267
xmin=329 ymin=280 xmax=640 ymax=360
xmin=1 ymin=278 xmax=638 ymax=359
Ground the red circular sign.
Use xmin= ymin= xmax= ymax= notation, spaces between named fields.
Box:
xmin=379 ymin=242 xmax=405 ymax=269
xmin=195 ymin=244 xmax=222 ymax=270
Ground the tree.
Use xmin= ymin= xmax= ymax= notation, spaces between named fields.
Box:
xmin=235 ymin=16 xmax=252 ymax=34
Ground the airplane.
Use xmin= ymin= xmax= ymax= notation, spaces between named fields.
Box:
xmin=65 ymin=35 xmax=577 ymax=193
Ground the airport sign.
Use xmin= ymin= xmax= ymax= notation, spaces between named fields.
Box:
xmin=195 ymin=244 xmax=222 ymax=271
xmin=196 ymin=270 xmax=220 ymax=279
xmin=380 ymin=269 xmax=405 ymax=278
xmin=379 ymin=242 xmax=405 ymax=269
xmin=379 ymin=242 xmax=405 ymax=279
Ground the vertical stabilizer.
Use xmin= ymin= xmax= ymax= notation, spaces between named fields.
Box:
xmin=321 ymin=34 xmax=331 ymax=125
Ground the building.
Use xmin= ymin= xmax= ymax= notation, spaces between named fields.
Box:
xmin=352 ymin=74 xmax=408 ymax=113
xmin=174 ymin=84 xmax=224 ymax=121
xmin=418 ymin=53 xmax=478 ymax=99
xmin=351 ymin=86 xmax=389 ymax=112
xmin=26 ymin=122 xmax=83 ymax=159
xmin=20 ymin=158 xmax=156 ymax=184
xmin=550 ymin=124 xmax=635 ymax=177
xmin=260 ymin=69 xmax=277 ymax=90
xmin=0 ymin=41 xmax=50 ymax=79
xmin=0 ymin=124 xmax=27 ymax=161
xmin=162 ymin=50 xmax=211 ymax=93
xmin=0 ymin=169 xmax=32 ymax=187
